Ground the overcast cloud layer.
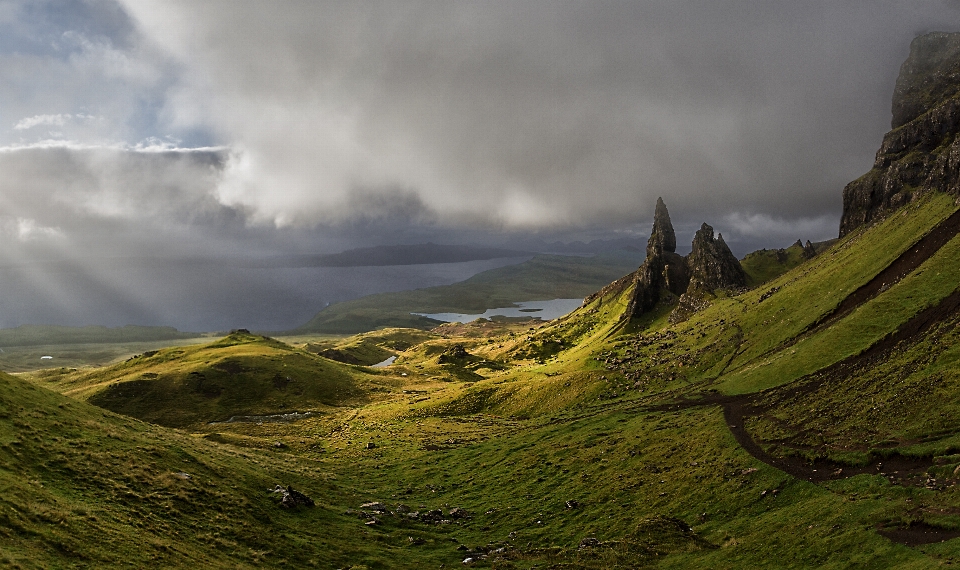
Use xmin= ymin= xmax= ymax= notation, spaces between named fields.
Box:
xmin=0 ymin=0 xmax=958 ymax=327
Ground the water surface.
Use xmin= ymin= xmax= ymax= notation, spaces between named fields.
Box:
xmin=413 ymin=298 xmax=583 ymax=323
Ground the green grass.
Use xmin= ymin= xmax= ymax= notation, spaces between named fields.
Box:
xmin=722 ymin=231 xmax=960 ymax=393
xmin=740 ymin=241 xmax=809 ymax=287
xmin=9 ymin=192 xmax=960 ymax=567
xmin=30 ymin=331 xmax=378 ymax=429
xmin=298 ymin=328 xmax=440 ymax=366
xmin=0 ymin=337 xmax=214 ymax=373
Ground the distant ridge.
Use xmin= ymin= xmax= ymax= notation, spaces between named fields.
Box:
xmin=313 ymin=243 xmax=530 ymax=267
xmin=249 ymin=243 xmax=531 ymax=268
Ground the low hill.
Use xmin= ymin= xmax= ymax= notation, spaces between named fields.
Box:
xmin=34 ymin=331 xmax=376 ymax=428
xmin=0 ymin=368 xmax=456 ymax=569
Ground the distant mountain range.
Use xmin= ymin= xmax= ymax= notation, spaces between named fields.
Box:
xmin=308 ymin=243 xmax=532 ymax=267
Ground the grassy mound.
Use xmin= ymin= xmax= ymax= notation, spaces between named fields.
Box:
xmin=32 ymin=331 xmax=371 ymax=428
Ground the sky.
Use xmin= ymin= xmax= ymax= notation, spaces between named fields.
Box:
xmin=0 ymin=0 xmax=958 ymax=328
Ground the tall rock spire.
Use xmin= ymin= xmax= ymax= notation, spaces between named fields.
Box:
xmin=647 ymin=197 xmax=677 ymax=256
xmin=685 ymin=224 xmax=746 ymax=293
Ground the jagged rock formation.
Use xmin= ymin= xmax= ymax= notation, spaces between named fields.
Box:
xmin=685 ymin=223 xmax=745 ymax=294
xmin=627 ymin=199 xmax=745 ymax=321
xmin=840 ymin=32 xmax=960 ymax=237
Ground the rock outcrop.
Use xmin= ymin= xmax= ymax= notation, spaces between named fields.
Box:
xmin=685 ymin=223 xmax=745 ymax=294
xmin=840 ymin=32 xmax=960 ymax=237
xmin=627 ymin=199 xmax=745 ymax=321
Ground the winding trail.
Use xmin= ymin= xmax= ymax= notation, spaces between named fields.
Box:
xmin=643 ymin=286 xmax=960 ymax=546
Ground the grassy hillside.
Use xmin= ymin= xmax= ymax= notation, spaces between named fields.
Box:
xmin=294 ymin=251 xmax=644 ymax=334
xmin=8 ymin=191 xmax=960 ymax=567
xmin=0 ymin=369 xmax=473 ymax=569
xmin=740 ymin=239 xmax=835 ymax=287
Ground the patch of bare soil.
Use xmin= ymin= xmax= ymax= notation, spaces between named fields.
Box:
xmin=877 ymin=522 xmax=960 ymax=546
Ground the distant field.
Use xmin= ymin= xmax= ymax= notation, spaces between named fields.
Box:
xmin=0 ymin=337 xmax=214 ymax=373
xmin=293 ymin=251 xmax=645 ymax=334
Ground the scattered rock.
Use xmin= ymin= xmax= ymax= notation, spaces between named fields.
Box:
xmin=272 ymin=485 xmax=315 ymax=508
xmin=448 ymin=507 xmax=470 ymax=519
xmin=360 ymin=502 xmax=388 ymax=513
xmin=565 ymin=500 xmax=580 ymax=509
xmin=578 ymin=537 xmax=601 ymax=549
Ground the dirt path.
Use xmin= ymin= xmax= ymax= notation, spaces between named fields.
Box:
xmin=642 ymin=286 xmax=960 ymax=546
xmin=765 ymin=207 xmax=960 ymax=357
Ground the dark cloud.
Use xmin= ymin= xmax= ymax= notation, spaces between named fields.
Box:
xmin=0 ymin=1 xmax=958 ymax=328
xmin=116 ymin=0 xmax=959 ymax=239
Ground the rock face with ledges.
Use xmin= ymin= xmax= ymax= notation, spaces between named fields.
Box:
xmin=840 ymin=32 xmax=960 ymax=237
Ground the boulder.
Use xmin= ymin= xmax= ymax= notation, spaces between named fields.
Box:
xmin=578 ymin=537 xmax=601 ymax=549
xmin=273 ymin=485 xmax=314 ymax=508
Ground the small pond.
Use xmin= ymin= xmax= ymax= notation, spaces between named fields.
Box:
xmin=371 ymin=355 xmax=397 ymax=368
xmin=412 ymin=298 xmax=583 ymax=323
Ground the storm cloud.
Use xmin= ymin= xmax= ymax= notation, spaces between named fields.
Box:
xmin=0 ymin=1 xmax=958 ymax=328
xmin=115 ymin=1 xmax=957 ymax=239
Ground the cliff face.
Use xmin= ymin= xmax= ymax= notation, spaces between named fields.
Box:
xmin=627 ymin=199 xmax=744 ymax=321
xmin=840 ymin=32 xmax=960 ymax=237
